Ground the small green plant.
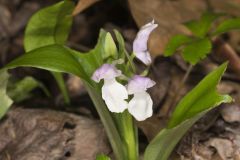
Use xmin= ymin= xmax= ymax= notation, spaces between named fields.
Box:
xmin=1 ymin=2 xmax=240 ymax=160
xmin=164 ymin=12 xmax=240 ymax=64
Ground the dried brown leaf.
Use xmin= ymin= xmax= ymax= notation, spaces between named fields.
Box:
xmin=72 ymin=0 xmax=100 ymax=16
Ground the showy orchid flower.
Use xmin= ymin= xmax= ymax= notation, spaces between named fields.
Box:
xmin=92 ymin=64 xmax=128 ymax=113
xmin=133 ymin=20 xmax=158 ymax=65
xmin=127 ymin=75 xmax=156 ymax=121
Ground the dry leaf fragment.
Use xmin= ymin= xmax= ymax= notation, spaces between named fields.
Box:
xmin=72 ymin=0 xmax=100 ymax=16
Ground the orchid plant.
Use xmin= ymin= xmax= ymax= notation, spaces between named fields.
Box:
xmin=0 ymin=1 xmax=236 ymax=160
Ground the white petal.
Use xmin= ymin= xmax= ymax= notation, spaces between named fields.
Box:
xmin=127 ymin=75 xmax=156 ymax=94
xmin=102 ymin=79 xmax=128 ymax=113
xmin=91 ymin=64 xmax=121 ymax=82
xmin=133 ymin=20 xmax=158 ymax=65
xmin=135 ymin=51 xmax=152 ymax=65
xmin=128 ymin=92 xmax=153 ymax=121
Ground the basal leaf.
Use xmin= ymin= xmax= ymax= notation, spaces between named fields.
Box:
xmin=144 ymin=62 xmax=232 ymax=160
xmin=24 ymin=0 xmax=75 ymax=104
xmin=168 ymin=62 xmax=231 ymax=128
xmin=213 ymin=18 xmax=240 ymax=35
xmin=164 ymin=35 xmax=192 ymax=56
xmin=24 ymin=0 xmax=74 ymax=52
xmin=7 ymin=76 xmax=50 ymax=102
xmin=4 ymin=45 xmax=89 ymax=82
xmin=0 ymin=71 xmax=13 ymax=119
xmin=184 ymin=12 xmax=222 ymax=37
xmin=182 ymin=38 xmax=212 ymax=65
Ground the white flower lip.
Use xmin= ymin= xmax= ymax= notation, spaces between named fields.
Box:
xmin=102 ymin=79 xmax=128 ymax=113
xmin=127 ymin=75 xmax=156 ymax=94
xmin=133 ymin=20 xmax=158 ymax=65
xmin=128 ymin=92 xmax=153 ymax=121
xmin=91 ymin=64 xmax=121 ymax=82
xmin=91 ymin=64 xmax=128 ymax=113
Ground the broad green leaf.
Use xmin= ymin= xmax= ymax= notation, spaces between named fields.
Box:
xmin=4 ymin=45 xmax=89 ymax=82
xmin=96 ymin=154 xmax=111 ymax=160
xmin=182 ymin=38 xmax=212 ymax=65
xmin=24 ymin=0 xmax=75 ymax=104
xmin=213 ymin=18 xmax=240 ymax=35
xmin=103 ymin=32 xmax=117 ymax=59
xmin=24 ymin=0 xmax=74 ymax=51
xmin=164 ymin=35 xmax=192 ymax=56
xmin=144 ymin=62 xmax=232 ymax=160
xmin=0 ymin=71 xmax=13 ymax=119
xmin=184 ymin=12 xmax=222 ymax=37
xmin=7 ymin=76 xmax=50 ymax=102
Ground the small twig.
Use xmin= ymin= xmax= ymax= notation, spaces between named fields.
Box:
xmin=213 ymin=38 xmax=240 ymax=74
xmin=159 ymin=64 xmax=193 ymax=118
xmin=167 ymin=64 xmax=193 ymax=116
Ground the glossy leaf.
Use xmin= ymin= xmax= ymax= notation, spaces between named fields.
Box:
xmin=24 ymin=0 xmax=75 ymax=104
xmin=24 ymin=0 xmax=74 ymax=51
xmin=184 ymin=12 xmax=222 ymax=37
xmin=0 ymin=71 xmax=13 ymax=119
xmin=144 ymin=62 xmax=232 ymax=160
xmin=5 ymin=45 xmax=88 ymax=81
xmin=164 ymin=35 xmax=192 ymax=56
xmin=213 ymin=18 xmax=240 ymax=35
xmin=182 ymin=38 xmax=212 ymax=65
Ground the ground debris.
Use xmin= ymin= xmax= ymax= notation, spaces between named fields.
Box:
xmin=0 ymin=108 xmax=110 ymax=160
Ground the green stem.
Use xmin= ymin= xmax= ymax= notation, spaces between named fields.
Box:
xmin=121 ymin=111 xmax=138 ymax=160
xmin=52 ymin=72 xmax=70 ymax=104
